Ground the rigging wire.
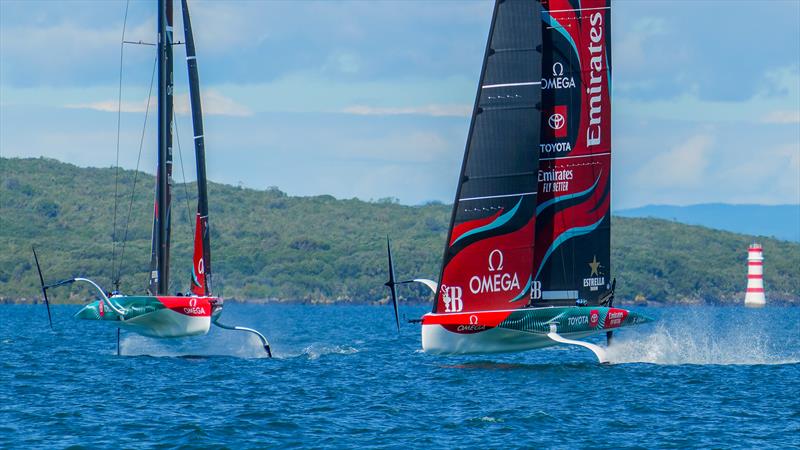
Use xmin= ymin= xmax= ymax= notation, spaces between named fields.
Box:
xmin=111 ymin=0 xmax=131 ymax=291
xmin=114 ymin=53 xmax=159 ymax=289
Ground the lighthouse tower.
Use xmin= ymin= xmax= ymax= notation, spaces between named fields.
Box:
xmin=744 ymin=243 xmax=766 ymax=307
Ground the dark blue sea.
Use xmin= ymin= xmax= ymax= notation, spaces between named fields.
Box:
xmin=1 ymin=304 xmax=798 ymax=449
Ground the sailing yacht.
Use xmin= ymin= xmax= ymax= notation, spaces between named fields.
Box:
xmin=34 ymin=0 xmax=271 ymax=356
xmin=385 ymin=0 xmax=651 ymax=362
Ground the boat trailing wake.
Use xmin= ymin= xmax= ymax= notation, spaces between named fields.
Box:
xmin=294 ymin=344 xmax=359 ymax=360
xmin=606 ymin=309 xmax=799 ymax=366
xmin=119 ymin=332 xmax=271 ymax=359
xmin=118 ymin=331 xmax=360 ymax=360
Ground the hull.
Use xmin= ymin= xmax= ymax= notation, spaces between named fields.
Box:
xmin=421 ymin=306 xmax=651 ymax=355
xmin=74 ymin=295 xmax=213 ymax=338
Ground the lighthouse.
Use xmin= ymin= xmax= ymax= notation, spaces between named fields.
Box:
xmin=744 ymin=243 xmax=766 ymax=307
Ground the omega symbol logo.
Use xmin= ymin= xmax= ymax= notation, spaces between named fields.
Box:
xmin=548 ymin=113 xmax=565 ymax=130
xmin=488 ymin=249 xmax=504 ymax=272
xmin=189 ymin=298 xmax=197 ymax=307
xmin=197 ymin=259 xmax=204 ymax=275
xmin=552 ymin=62 xmax=564 ymax=76
xmin=469 ymin=315 xmax=478 ymax=325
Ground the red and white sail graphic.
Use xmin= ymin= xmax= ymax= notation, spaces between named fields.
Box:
xmin=533 ymin=0 xmax=612 ymax=305
xmin=191 ymin=213 xmax=208 ymax=296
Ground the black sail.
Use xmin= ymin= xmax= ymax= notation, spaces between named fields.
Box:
xmin=150 ymin=0 xmax=174 ymax=295
xmin=181 ymin=0 xmax=212 ymax=296
xmin=531 ymin=0 xmax=613 ymax=306
xmin=435 ymin=0 xmax=543 ymax=314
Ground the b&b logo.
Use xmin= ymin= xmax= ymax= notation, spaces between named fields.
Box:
xmin=530 ymin=280 xmax=542 ymax=300
xmin=441 ymin=285 xmax=463 ymax=312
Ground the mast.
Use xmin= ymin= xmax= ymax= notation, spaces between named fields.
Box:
xmin=434 ymin=0 xmax=543 ymax=314
xmin=182 ymin=0 xmax=212 ymax=296
xmin=532 ymin=0 xmax=613 ymax=306
xmin=150 ymin=0 xmax=174 ymax=295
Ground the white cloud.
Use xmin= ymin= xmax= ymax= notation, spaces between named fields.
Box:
xmin=633 ymin=133 xmax=714 ymax=189
xmin=0 ymin=17 xmax=154 ymax=86
xmin=342 ymin=104 xmax=471 ymax=117
xmin=324 ymin=50 xmax=363 ymax=75
xmin=65 ymin=90 xmax=252 ymax=117
xmin=617 ymin=65 xmax=800 ymax=124
xmin=718 ymin=142 xmax=800 ymax=205
xmin=65 ymin=99 xmax=149 ymax=114
xmin=755 ymin=65 xmax=800 ymax=99
xmin=616 ymin=118 xmax=800 ymax=208
xmin=183 ymin=90 xmax=253 ymax=117
xmin=761 ymin=110 xmax=800 ymax=124
xmin=614 ymin=16 xmax=682 ymax=75
xmin=337 ymin=131 xmax=454 ymax=163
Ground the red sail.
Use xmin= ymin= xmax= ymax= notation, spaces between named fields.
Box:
xmin=437 ymin=204 xmax=537 ymax=313
xmin=190 ymin=213 xmax=207 ymax=296
xmin=532 ymin=0 xmax=612 ymax=306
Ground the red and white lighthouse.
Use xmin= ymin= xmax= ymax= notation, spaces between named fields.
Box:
xmin=744 ymin=243 xmax=766 ymax=307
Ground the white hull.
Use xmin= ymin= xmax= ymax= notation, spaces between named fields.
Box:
xmin=422 ymin=323 xmax=599 ymax=355
xmin=119 ymin=308 xmax=210 ymax=338
xmin=75 ymin=295 xmax=212 ymax=339
xmin=419 ymin=306 xmax=652 ymax=355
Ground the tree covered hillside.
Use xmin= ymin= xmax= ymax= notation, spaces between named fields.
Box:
xmin=1 ymin=157 xmax=798 ymax=305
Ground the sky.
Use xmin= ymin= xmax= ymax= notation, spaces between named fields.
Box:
xmin=1 ymin=0 xmax=799 ymax=209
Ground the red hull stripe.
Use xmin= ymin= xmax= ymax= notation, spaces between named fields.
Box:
xmin=747 ymin=275 xmax=763 ymax=279
xmin=422 ymin=311 xmax=513 ymax=327
xmin=157 ymin=296 xmax=214 ymax=317
xmin=746 ymin=288 xmax=764 ymax=293
xmin=747 ymin=262 xmax=763 ymax=266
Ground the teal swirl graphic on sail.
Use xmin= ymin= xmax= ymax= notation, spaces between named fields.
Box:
xmin=534 ymin=216 xmax=605 ymax=281
xmin=541 ymin=10 xmax=580 ymax=64
xmin=452 ymin=198 xmax=523 ymax=246
xmin=536 ymin=172 xmax=602 ymax=216
xmin=508 ymin=276 xmax=532 ymax=303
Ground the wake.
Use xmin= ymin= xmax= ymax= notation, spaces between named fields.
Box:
xmin=120 ymin=334 xmax=359 ymax=360
xmin=606 ymin=308 xmax=800 ymax=366
xmin=119 ymin=332 xmax=271 ymax=359
xmin=291 ymin=343 xmax=359 ymax=360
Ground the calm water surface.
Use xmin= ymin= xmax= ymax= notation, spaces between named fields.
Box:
xmin=1 ymin=304 xmax=798 ymax=448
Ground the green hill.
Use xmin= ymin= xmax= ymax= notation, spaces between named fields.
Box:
xmin=1 ymin=157 xmax=798 ymax=305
